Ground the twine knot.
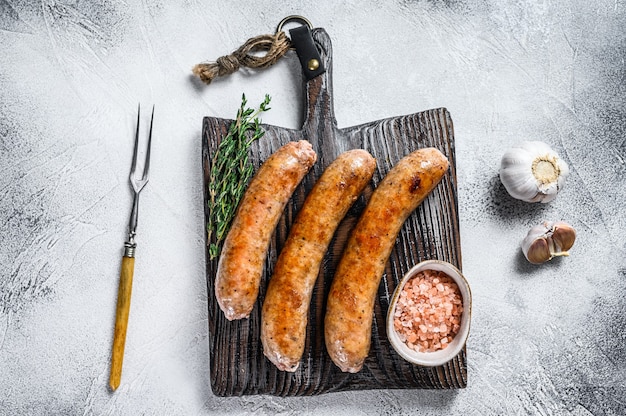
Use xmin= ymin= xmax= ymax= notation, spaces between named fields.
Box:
xmin=193 ymin=31 xmax=292 ymax=85
xmin=215 ymin=55 xmax=241 ymax=75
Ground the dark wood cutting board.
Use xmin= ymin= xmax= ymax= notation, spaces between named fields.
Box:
xmin=202 ymin=28 xmax=465 ymax=397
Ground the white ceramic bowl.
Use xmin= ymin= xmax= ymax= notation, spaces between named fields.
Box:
xmin=386 ymin=260 xmax=472 ymax=367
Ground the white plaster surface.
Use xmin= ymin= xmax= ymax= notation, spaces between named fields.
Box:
xmin=1 ymin=0 xmax=625 ymax=414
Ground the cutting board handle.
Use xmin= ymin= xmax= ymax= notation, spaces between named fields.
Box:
xmin=301 ymin=28 xmax=337 ymax=145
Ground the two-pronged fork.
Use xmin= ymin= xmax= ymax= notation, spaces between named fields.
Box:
xmin=109 ymin=105 xmax=154 ymax=391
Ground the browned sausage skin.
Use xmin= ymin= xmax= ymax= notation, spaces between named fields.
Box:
xmin=261 ymin=150 xmax=376 ymax=372
xmin=215 ymin=141 xmax=317 ymax=321
xmin=324 ymin=147 xmax=449 ymax=372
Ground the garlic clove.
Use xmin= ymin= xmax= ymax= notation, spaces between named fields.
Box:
xmin=500 ymin=141 xmax=569 ymax=203
xmin=521 ymin=221 xmax=576 ymax=264
xmin=550 ymin=221 xmax=576 ymax=254
xmin=523 ymin=235 xmax=552 ymax=264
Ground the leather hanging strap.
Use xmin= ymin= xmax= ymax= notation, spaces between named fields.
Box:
xmin=192 ymin=16 xmax=325 ymax=85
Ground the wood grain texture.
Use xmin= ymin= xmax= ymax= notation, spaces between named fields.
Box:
xmin=110 ymin=255 xmax=135 ymax=391
xmin=202 ymin=28 xmax=465 ymax=396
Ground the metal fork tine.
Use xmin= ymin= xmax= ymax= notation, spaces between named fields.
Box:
xmin=130 ymin=103 xmax=141 ymax=178
xmin=142 ymin=105 xmax=154 ymax=182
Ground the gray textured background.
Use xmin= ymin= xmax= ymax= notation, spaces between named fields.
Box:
xmin=1 ymin=0 xmax=625 ymax=415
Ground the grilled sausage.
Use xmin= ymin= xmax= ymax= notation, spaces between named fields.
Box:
xmin=215 ymin=141 xmax=317 ymax=320
xmin=324 ymin=147 xmax=449 ymax=372
xmin=261 ymin=150 xmax=376 ymax=371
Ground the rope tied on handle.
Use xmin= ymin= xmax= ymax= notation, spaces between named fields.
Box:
xmin=192 ymin=31 xmax=292 ymax=85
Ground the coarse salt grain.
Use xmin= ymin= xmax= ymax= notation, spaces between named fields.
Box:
xmin=393 ymin=269 xmax=463 ymax=353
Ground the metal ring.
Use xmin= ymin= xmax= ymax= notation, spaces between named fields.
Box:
xmin=275 ymin=15 xmax=313 ymax=34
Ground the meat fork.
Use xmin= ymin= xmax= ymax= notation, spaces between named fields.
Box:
xmin=109 ymin=104 xmax=154 ymax=391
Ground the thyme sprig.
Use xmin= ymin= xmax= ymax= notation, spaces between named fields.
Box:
xmin=207 ymin=93 xmax=271 ymax=259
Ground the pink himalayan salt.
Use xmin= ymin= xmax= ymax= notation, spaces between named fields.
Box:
xmin=393 ymin=269 xmax=463 ymax=353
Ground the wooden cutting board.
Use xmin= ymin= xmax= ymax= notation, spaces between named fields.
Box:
xmin=202 ymin=27 xmax=465 ymax=397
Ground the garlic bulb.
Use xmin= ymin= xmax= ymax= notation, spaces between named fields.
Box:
xmin=521 ymin=221 xmax=576 ymax=264
xmin=500 ymin=141 xmax=569 ymax=203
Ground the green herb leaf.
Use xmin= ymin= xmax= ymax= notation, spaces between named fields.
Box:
xmin=207 ymin=93 xmax=271 ymax=259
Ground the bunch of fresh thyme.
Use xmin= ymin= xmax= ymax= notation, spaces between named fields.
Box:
xmin=207 ymin=93 xmax=271 ymax=259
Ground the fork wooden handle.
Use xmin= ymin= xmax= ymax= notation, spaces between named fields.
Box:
xmin=109 ymin=255 xmax=135 ymax=391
